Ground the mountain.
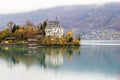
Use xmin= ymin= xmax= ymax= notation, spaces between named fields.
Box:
xmin=0 ymin=3 xmax=120 ymax=40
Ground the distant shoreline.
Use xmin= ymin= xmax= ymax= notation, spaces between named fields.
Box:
xmin=81 ymin=40 xmax=120 ymax=45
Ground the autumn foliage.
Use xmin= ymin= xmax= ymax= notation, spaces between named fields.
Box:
xmin=0 ymin=21 xmax=80 ymax=46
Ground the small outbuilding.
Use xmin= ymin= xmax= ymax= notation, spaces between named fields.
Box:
xmin=4 ymin=37 xmax=17 ymax=44
xmin=28 ymin=39 xmax=37 ymax=46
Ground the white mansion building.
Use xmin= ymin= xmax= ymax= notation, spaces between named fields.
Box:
xmin=45 ymin=20 xmax=64 ymax=38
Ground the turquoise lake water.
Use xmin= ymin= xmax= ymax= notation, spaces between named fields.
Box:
xmin=0 ymin=44 xmax=120 ymax=80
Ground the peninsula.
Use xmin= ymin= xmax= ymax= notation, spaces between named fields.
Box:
xmin=0 ymin=19 xmax=80 ymax=46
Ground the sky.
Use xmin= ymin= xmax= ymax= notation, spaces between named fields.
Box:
xmin=0 ymin=0 xmax=120 ymax=14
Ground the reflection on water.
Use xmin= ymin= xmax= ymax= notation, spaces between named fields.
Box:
xmin=0 ymin=46 xmax=80 ymax=69
xmin=0 ymin=45 xmax=120 ymax=80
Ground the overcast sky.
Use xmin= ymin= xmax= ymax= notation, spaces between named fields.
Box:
xmin=0 ymin=0 xmax=120 ymax=14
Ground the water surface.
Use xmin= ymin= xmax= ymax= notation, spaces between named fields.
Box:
xmin=0 ymin=45 xmax=120 ymax=80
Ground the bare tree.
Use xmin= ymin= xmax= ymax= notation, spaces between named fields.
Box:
xmin=25 ymin=20 xmax=34 ymax=27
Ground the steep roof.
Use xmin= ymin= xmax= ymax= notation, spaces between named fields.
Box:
xmin=45 ymin=20 xmax=63 ymax=30
xmin=48 ymin=21 xmax=59 ymax=26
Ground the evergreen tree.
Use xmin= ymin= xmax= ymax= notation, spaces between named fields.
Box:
xmin=43 ymin=20 xmax=47 ymax=29
xmin=12 ymin=24 xmax=16 ymax=33
xmin=40 ymin=24 xmax=43 ymax=30
xmin=12 ymin=24 xmax=20 ymax=33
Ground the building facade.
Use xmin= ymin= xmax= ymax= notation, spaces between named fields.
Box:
xmin=45 ymin=20 xmax=64 ymax=38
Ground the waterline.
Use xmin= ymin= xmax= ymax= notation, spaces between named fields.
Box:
xmin=81 ymin=40 xmax=120 ymax=45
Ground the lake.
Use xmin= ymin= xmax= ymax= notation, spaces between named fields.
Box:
xmin=81 ymin=40 xmax=120 ymax=45
xmin=0 ymin=44 xmax=120 ymax=80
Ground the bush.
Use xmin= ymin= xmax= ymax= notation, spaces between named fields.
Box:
xmin=68 ymin=37 xmax=73 ymax=42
